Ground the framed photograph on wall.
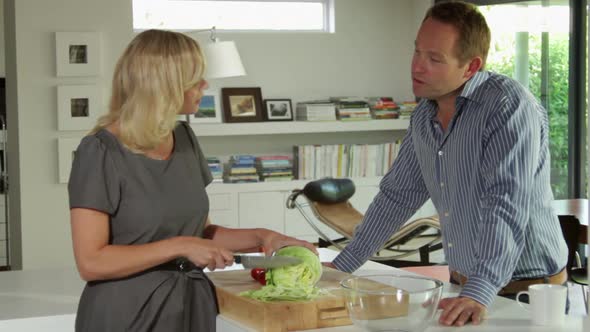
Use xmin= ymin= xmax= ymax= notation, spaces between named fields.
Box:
xmin=57 ymin=85 xmax=101 ymax=131
xmin=264 ymin=99 xmax=293 ymax=121
xmin=57 ymin=137 xmax=82 ymax=183
xmin=55 ymin=32 xmax=101 ymax=76
xmin=221 ymin=87 xmax=264 ymax=123
xmin=189 ymin=90 xmax=222 ymax=124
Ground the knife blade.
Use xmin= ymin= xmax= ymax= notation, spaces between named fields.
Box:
xmin=234 ymin=255 xmax=302 ymax=269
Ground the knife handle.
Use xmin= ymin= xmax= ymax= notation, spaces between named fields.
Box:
xmin=234 ymin=255 xmax=242 ymax=264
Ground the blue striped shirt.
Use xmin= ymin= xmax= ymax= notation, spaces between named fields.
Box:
xmin=333 ymin=71 xmax=569 ymax=307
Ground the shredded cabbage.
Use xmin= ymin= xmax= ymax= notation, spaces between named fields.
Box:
xmin=240 ymin=246 xmax=323 ymax=302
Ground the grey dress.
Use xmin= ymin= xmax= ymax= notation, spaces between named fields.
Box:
xmin=68 ymin=122 xmax=217 ymax=332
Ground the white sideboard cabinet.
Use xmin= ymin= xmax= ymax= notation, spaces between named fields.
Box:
xmin=206 ymin=177 xmax=437 ymax=243
xmin=206 ymin=177 xmax=383 ymax=242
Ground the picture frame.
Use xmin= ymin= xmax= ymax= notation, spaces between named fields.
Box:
xmin=57 ymin=137 xmax=82 ymax=183
xmin=55 ymin=32 xmax=101 ymax=77
xmin=221 ymin=87 xmax=264 ymax=123
xmin=57 ymin=85 xmax=101 ymax=131
xmin=189 ymin=90 xmax=222 ymax=124
xmin=264 ymin=99 xmax=293 ymax=121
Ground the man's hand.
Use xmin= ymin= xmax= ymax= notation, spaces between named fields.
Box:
xmin=438 ymin=296 xmax=487 ymax=326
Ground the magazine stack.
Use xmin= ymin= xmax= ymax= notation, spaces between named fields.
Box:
xmin=295 ymin=100 xmax=337 ymax=121
xmin=331 ymin=97 xmax=371 ymax=121
xmin=368 ymin=97 xmax=400 ymax=119
xmin=225 ymin=155 xmax=259 ymax=183
xmin=207 ymin=157 xmax=223 ymax=183
xmin=399 ymin=101 xmax=418 ymax=119
xmin=256 ymin=156 xmax=293 ymax=182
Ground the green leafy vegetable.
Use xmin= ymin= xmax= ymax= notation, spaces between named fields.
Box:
xmin=240 ymin=246 xmax=323 ymax=302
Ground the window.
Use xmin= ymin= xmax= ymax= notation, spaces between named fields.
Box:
xmin=469 ymin=0 xmax=588 ymax=199
xmin=132 ymin=0 xmax=335 ymax=32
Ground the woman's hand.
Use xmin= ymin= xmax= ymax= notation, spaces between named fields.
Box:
xmin=181 ymin=237 xmax=234 ymax=271
xmin=259 ymin=230 xmax=318 ymax=256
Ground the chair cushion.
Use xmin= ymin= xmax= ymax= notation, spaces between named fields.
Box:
xmin=302 ymin=178 xmax=355 ymax=204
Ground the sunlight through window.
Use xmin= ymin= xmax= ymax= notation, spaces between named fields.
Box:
xmin=132 ymin=0 xmax=334 ymax=32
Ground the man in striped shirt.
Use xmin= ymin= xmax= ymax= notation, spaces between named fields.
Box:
xmin=330 ymin=1 xmax=569 ymax=327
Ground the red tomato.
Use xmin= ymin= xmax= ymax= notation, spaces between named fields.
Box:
xmin=250 ymin=268 xmax=266 ymax=285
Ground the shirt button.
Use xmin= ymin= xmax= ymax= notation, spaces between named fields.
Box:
xmin=440 ymin=182 xmax=444 ymax=187
xmin=444 ymin=212 xmax=449 ymax=217
xmin=438 ymin=151 xmax=443 ymax=156
xmin=448 ymin=243 xmax=453 ymax=248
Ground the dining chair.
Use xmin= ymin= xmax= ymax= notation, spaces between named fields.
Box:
xmin=558 ymin=214 xmax=588 ymax=313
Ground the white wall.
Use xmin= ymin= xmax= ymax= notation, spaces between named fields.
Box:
xmin=5 ymin=0 xmax=430 ymax=269
xmin=198 ymin=0 xmax=420 ymax=102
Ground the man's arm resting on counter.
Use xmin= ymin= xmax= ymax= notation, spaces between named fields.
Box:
xmin=332 ymin=125 xmax=430 ymax=272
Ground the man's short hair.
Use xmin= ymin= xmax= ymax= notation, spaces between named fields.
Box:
xmin=424 ymin=1 xmax=491 ymax=70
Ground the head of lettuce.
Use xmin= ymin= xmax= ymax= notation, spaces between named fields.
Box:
xmin=240 ymin=246 xmax=323 ymax=302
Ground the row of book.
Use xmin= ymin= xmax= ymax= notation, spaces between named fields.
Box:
xmin=295 ymin=97 xmax=418 ymax=122
xmin=293 ymin=142 xmax=402 ymax=180
xmin=207 ymin=155 xmax=294 ymax=183
xmin=208 ymin=140 xmax=403 ymax=183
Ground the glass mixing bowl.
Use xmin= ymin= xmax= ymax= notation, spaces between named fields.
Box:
xmin=340 ymin=274 xmax=443 ymax=332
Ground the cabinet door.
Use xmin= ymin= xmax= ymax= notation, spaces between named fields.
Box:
xmin=349 ymin=186 xmax=437 ymax=222
xmin=208 ymin=193 xmax=239 ymax=228
xmin=284 ymin=192 xmax=320 ymax=242
xmin=349 ymin=185 xmax=379 ymax=214
xmin=239 ymin=192 xmax=285 ymax=233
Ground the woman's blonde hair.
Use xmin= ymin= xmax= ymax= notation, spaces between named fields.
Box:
xmin=92 ymin=29 xmax=205 ymax=152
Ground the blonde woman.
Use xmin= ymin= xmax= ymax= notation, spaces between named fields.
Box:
xmin=69 ymin=29 xmax=316 ymax=332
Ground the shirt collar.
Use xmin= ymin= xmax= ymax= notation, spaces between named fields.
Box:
xmin=421 ymin=70 xmax=490 ymax=115
xmin=459 ymin=71 xmax=489 ymax=102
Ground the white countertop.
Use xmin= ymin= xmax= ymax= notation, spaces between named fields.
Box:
xmin=0 ymin=249 xmax=586 ymax=332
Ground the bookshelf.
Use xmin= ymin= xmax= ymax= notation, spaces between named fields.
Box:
xmin=193 ymin=118 xmax=409 ymax=183
xmin=190 ymin=119 xmax=409 ymax=136
xmin=196 ymin=119 xmax=414 ymax=239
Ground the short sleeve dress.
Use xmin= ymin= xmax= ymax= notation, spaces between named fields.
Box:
xmin=68 ymin=122 xmax=217 ymax=332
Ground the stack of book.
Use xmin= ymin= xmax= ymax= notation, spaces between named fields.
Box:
xmin=331 ymin=97 xmax=371 ymax=121
xmin=207 ymin=157 xmax=223 ymax=183
xmin=399 ymin=101 xmax=418 ymax=119
xmin=225 ymin=155 xmax=259 ymax=183
xmin=256 ymin=156 xmax=293 ymax=182
xmin=368 ymin=97 xmax=400 ymax=119
xmin=295 ymin=100 xmax=337 ymax=121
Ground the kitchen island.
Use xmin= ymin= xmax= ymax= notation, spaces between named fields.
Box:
xmin=0 ymin=248 xmax=586 ymax=331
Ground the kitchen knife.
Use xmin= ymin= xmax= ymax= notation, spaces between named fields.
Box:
xmin=234 ymin=255 xmax=302 ymax=269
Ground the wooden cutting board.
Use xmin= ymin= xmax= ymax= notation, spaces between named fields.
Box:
xmin=208 ymin=267 xmax=409 ymax=332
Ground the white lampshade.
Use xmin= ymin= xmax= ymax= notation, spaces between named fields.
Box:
xmin=202 ymin=40 xmax=246 ymax=79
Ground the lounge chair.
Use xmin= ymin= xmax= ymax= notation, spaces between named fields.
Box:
xmin=286 ymin=178 xmax=443 ymax=267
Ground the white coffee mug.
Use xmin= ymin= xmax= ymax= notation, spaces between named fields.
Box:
xmin=516 ymin=284 xmax=567 ymax=326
